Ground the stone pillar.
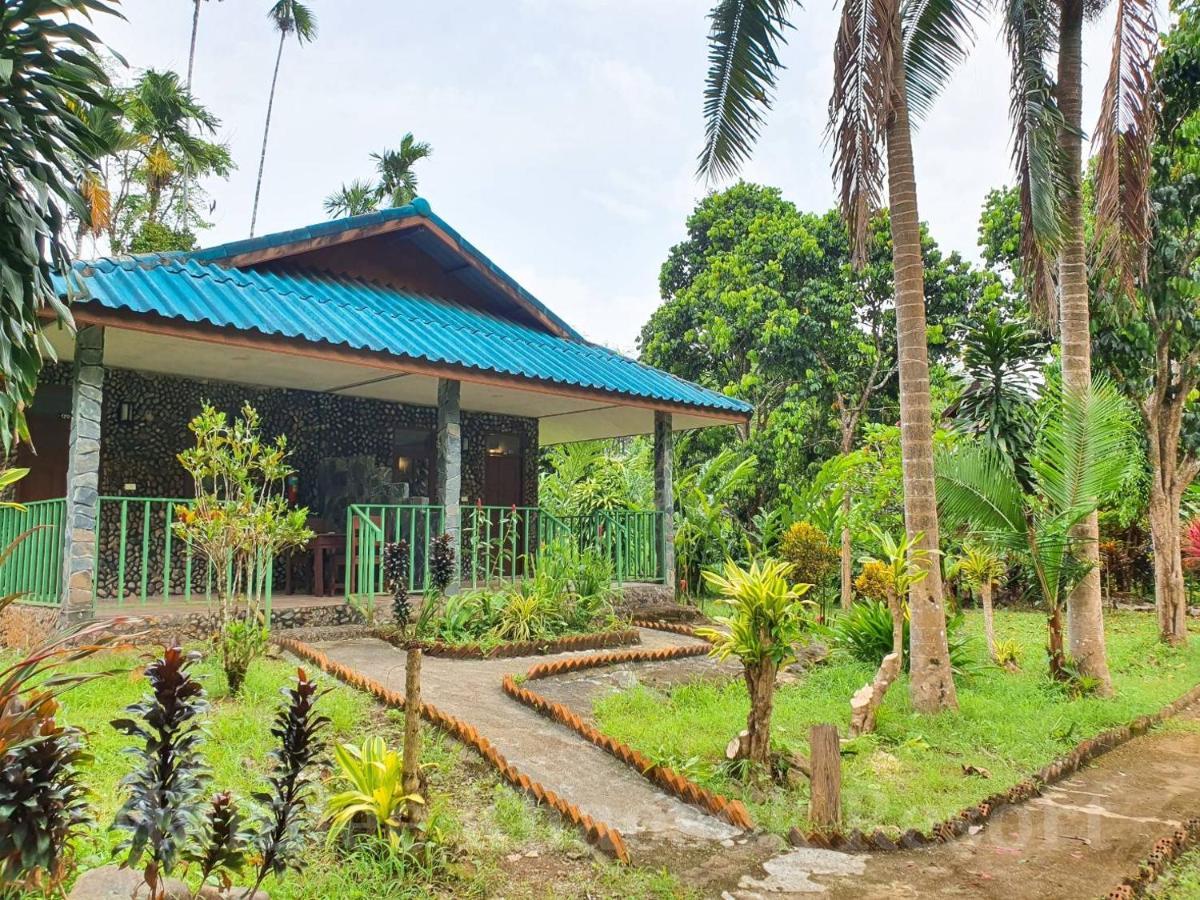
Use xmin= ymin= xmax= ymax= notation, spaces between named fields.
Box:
xmin=435 ymin=378 xmax=462 ymax=589
xmin=654 ymin=411 xmax=675 ymax=593
xmin=59 ymin=326 xmax=104 ymax=623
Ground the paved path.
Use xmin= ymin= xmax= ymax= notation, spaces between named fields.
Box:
xmin=312 ymin=629 xmax=742 ymax=857
xmin=309 ymin=628 xmax=1200 ymax=898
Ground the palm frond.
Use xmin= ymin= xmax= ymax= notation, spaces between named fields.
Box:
xmin=829 ymin=0 xmax=896 ymax=265
xmin=935 ymin=443 xmax=1027 ymax=537
xmin=1091 ymin=0 xmax=1158 ymax=300
xmin=1030 ymin=378 xmax=1136 ymax=518
xmin=1003 ymin=0 xmax=1066 ymax=322
xmin=269 ymin=0 xmax=317 ymax=43
xmin=902 ymin=0 xmax=987 ymax=123
xmin=697 ymin=0 xmax=799 ymax=182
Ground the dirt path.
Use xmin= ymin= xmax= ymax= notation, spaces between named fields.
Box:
xmin=310 ymin=628 xmax=1200 ymax=899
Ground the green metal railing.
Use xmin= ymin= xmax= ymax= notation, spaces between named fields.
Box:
xmin=346 ymin=503 xmax=444 ymax=602
xmin=94 ymin=496 xmax=274 ymax=610
xmin=558 ymin=509 xmax=664 ymax=583
xmin=462 ymin=505 xmax=575 ymax=587
xmin=0 ymin=499 xmax=66 ymax=606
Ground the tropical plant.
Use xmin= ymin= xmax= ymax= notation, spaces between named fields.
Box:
xmin=539 ymin=440 xmax=653 ymax=518
xmin=173 ymin=403 xmax=312 ymax=691
xmin=949 ymin=544 xmax=1007 ymax=662
xmin=187 ymin=791 xmax=248 ymax=893
xmin=937 ymin=380 xmax=1136 ymax=680
xmin=696 ymin=558 xmax=813 ymax=769
xmin=250 ymin=0 xmax=318 ymax=236
xmin=428 ymin=533 xmax=456 ymax=595
xmin=324 ymin=133 xmax=434 ymax=219
xmin=953 ymin=311 xmax=1048 ymax=472
xmin=111 ymin=648 xmax=210 ymax=900
xmin=695 ymin=0 xmax=977 ymax=712
xmin=327 ymin=737 xmax=423 ymax=851
xmin=673 ymin=447 xmax=758 ymax=594
xmin=1002 ymin=0 xmax=1163 ymax=686
xmin=0 ymin=0 xmax=117 ymax=448
xmin=384 ymin=540 xmax=412 ymax=627
xmin=1186 ymin=519 xmax=1200 ymax=572
xmin=245 ymin=669 xmax=329 ymax=896
xmin=779 ymin=521 xmax=838 ymax=617
xmin=854 ymin=559 xmax=892 ymax=603
xmin=830 ymin=599 xmax=978 ymax=673
xmin=862 ymin=527 xmax=932 ymax=662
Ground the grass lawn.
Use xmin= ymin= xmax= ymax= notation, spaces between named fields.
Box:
xmin=1152 ymin=847 xmax=1200 ymax=898
xmin=594 ymin=610 xmax=1200 ymax=836
xmin=23 ymin=646 xmax=692 ymax=900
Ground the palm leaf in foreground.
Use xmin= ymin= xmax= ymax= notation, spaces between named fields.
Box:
xmin=902 ymin=0 xmax=987 ymax=123
xmin=698 ymin=0 xmax=799 ymax=183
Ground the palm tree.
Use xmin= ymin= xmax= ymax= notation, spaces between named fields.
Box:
xmin=696 ymin=0 xmax=981 ymax=712
xmin=1003 ymin=0 xmax=1158 ymax=687
xmin=0 ymin=0 xmax=117 ymax=448
xmin=250 ymin=0 xmax=317 ymax=237
xmin=937 ymin=379 xmax=1134 ymax=682
xmin=324 ymin=179 xmax=378 ymax=219
xmin=185 ymin=0 xmax=223 ymax=90
xmin=949 ymin=545 xmax=1006 ymax=662
xmin=372 ymin=133 xmax=433 ymax=208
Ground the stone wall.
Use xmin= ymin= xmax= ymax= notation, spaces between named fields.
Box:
xmin=37 ymin=364 xmax=539 ymax=600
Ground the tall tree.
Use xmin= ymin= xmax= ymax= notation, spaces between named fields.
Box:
xmin=0 ymin=0 xmax=117 ymax=447
xmin=183 ymin=0 xmax=222 ymax=216
xmin=1004 ymin=0 xmax=1159 ymax=688
xmin=696 ymin=0 xmax=983 ymax=711
xmin=250 ymin=0 xmax=317 ymax=237
xmin=1094 ymin=0 xmax=1200 ymax=644
xmin=324 ymin=135 xmax=434 ymax=219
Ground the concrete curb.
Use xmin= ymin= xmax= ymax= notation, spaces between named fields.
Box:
xmin=504 ymin=639 xmax=754 ymax=830
xmin=274 ymin=635 xmax=631 ymax=864
xmin=1103 ymin=817 xmax=1200 ymax=898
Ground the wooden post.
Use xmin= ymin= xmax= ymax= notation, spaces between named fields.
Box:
xmin=808 ymin=723 xmax=841 ymax=829
xmin=401 ymin=646 xmax=425 ymax=824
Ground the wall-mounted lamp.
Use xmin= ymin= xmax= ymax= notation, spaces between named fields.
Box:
xmin=117 ymin=401 xmax=134 ymax=423
xmin=396 ymin=455 xmax=411 ymax=474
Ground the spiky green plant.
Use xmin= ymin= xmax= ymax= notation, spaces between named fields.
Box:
xmin=937 ymin=379 xmax=1135 ymax=679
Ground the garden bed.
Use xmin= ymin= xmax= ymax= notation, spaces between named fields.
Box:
xmin=375 ymin=626 xmax=642 ymax=659
xmin=23 ymin=647 xmax=688 ymax=900
xmin=592 ymin=610 xmax=1200 ymax=838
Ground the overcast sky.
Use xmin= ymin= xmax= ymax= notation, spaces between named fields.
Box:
xmin=94 ymin=0 xmax=1119 ymax=353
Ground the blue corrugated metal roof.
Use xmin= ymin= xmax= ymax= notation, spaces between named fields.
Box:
xmin=63 ymin=256 xmax=751 ymax=418
xmin=189 ymin=198 xmax=585 ymax=342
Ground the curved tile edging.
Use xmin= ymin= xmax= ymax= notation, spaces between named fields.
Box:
xmin=273 ymin=635 xmax=631 ymax=863
xmin=1103 ymin=817 xmax=1200 ymax=899
xmin=504 ymin=642 xmax=754 ymax=830
xmin=375 ymin=627 xmax=641 ymax=660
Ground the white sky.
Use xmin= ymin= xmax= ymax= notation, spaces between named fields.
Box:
xmin=94 ymin=0 xmax=1118 ymax=353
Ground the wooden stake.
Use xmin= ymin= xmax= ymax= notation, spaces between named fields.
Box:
xmin=808 ymin=724 xmax=841 ymax=829
xmin=402 ymin=645 xmax=425 ymax=824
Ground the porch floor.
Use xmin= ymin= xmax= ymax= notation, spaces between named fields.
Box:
xmin=91 ymin=592 xmax=360 ymax=620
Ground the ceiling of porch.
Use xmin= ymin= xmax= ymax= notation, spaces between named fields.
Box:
xmin=43 ymin=322 xmax=735 ymax=444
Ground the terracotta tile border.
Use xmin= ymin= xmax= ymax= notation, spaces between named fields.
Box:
xmin=374 ymin=627 xmax=641 ymax=660
xmin=1104 ymin=817 xmax=1200 ymax=898
xmin=273 ymin=635 xmax=631 ymax=863
xmin=503 ymin=638 xmax=754 ymax=831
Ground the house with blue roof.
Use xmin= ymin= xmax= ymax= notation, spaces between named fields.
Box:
xmin=10 ymin=200 xmax=750 ymax=623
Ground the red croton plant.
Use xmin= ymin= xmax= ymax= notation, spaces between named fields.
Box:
xmin=1184 ymin=519 xmax=1200 ymax=573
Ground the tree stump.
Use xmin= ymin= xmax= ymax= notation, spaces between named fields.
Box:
xmin=808 ymin=723 xmax=841 ymax=829
xmin=402 ymin=646 xmax=425 ymax=824
xmin=848 ymin=651 xmax=901 ymax=738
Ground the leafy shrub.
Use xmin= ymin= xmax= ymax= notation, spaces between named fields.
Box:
xmin=994 ymin=639 xmax=1021 ymax=668
xmin=220 ymin=615 xmax=270 ymax=696
xmin=1185 ymin=518 xmax=1200 ymax=572
xmin=326 ymin=737 xmax=422 ymax=850
xmin=384 ymin=540 xmax=411 ymax=627
xmin=830 ymin=601 xmax=977 ymax=674
xmin=494 ymin=586 xmax=552 ymax=643
xmin=854 ymin=560 xmax=893 ymax=602
xmin=779 ymin=522 xmax=837 ymax=587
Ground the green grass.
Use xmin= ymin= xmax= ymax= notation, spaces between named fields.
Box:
xmin=593 ymin=610 xmax=1200 ymax=836
xmin=25 ymin=646 xmax=690 ymax=899
xmin=1153 ymin=846 xmax=1200 ymax=898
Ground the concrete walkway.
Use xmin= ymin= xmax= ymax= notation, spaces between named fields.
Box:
xmin=309 ymin=628 xmax=1200 ymax=898
xmin=311 ymin=629 xmax=742 ymax=857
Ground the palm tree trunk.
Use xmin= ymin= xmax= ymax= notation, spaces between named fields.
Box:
xmin=1057 ymin=0 xmax=1113 ymax=695
xmin=884 ymin=36 xmax=957 ymax=714
xmin=981 ymin=581 xmax=997 ymax=662
xmin=187 ymin=0 xmax=201 ymax=89
xmin=250 ymin=32 xmax=286 ymax=238
xmin=743 ymin=660 xmax=777 ymax=769
xmin=1146 ymin=392 xmax=1194 ymax=645
xmin=840 ymin=427 xmax=854 ymax=609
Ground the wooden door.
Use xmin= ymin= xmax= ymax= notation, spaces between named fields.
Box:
xmin=483 ymin=454 xmax=522 ymax=507
xmin=14 ymin=411 xmax=71 ymax=502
